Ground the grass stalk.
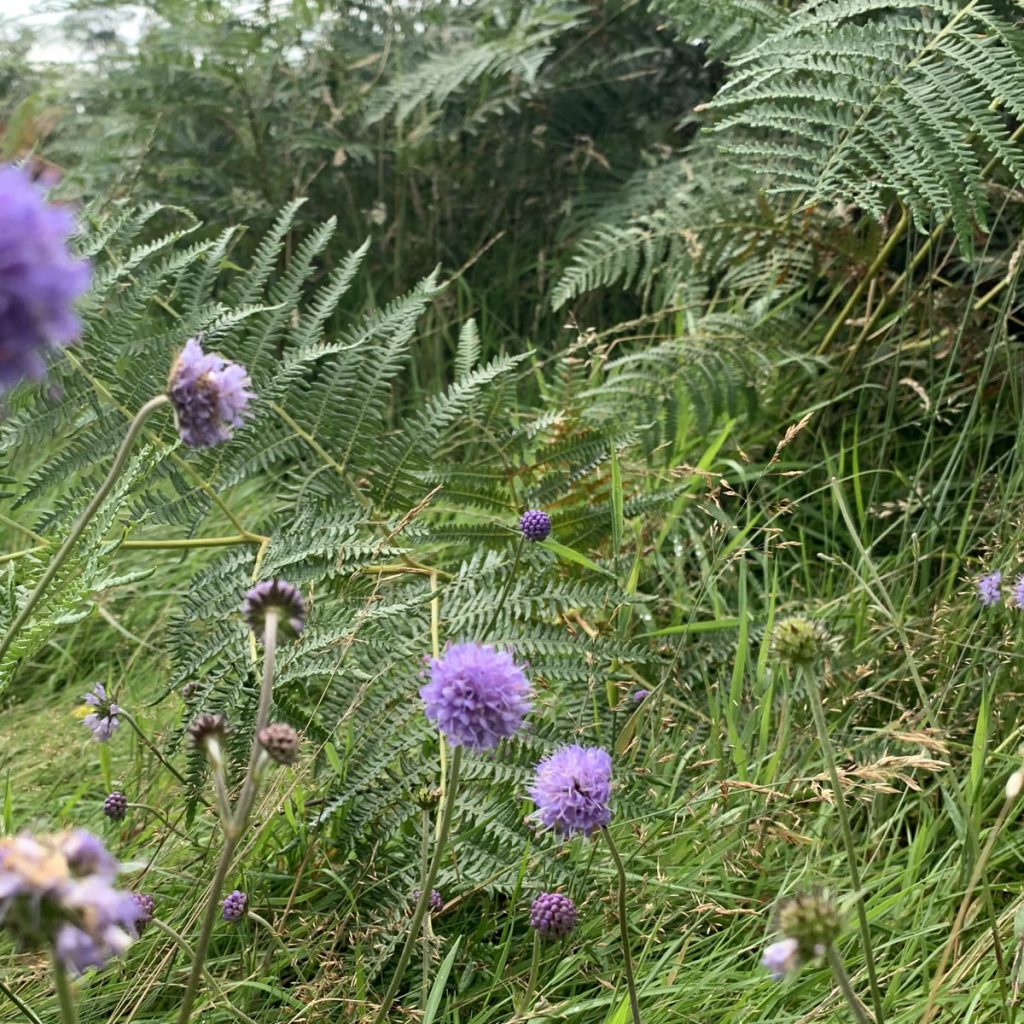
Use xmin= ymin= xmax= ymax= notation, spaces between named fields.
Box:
xmin=602 ymin=826 xmax=642 ymax=1024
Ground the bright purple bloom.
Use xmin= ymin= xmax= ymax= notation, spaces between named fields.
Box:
xmin=82 ymin=682 xmax=121 ymax=742
xmin=633 ymin=689 xmax=650 ymax=703
xmin=103 ymin=791 xmax=127 ymax=821
xmin=222 ymin=889 xmax=248 ymax=922
xmin=0 ymin=164 xmax=91 ymax=391
xmin=528 ymin=745 xmax=613 ymax=836
xmin=977 ymin=571 xmax=1002 ymax=607
xmin=761 ymin=937 xmax=800 ymax=980
xmin=167 ymin=337 xmax=253 ymax=448
xmin=420 ymin=642 xmax=533 ymax=750
xmin=530 ymin=892 xmax=578 ymax=939
xmin=520 ymin=509 xmax=552 ymax=542
xmin=243 ymin=579 xmax=306 ymax=641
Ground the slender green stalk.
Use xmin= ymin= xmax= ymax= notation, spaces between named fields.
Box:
xmin=0 ymin=977 xmax=43 ymax=1024
xmin=370 ymin=746 xmax=463 ymax=1024
xmin=602 ymin=827 xmax=642 ymax=1024
xmin=120 ymin=534 xmax=261 ymax=551
xmin=51 ymin=958 xmax=77 ymax=1024
xmin=420 ymin=806 xmax=432 ymax=1008
xmin=522 ymin=929 xmax=543 ymax=1011
xmin=122 ymin=710 xmax=189 ymax=787
xmin=803 ymin=669 xmax=885 ymax=1024
xmin=826 ymin=946 xmax=874 ymax=1024
xmin=482 ymin=535 xmax=523 ymax=640
xmin=0 ymin=394 xmax=170 ymax=670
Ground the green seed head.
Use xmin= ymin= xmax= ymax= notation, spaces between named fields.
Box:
xmin=771 ymin=616 xmax=837 ymax=668
xmin=775 ymin=890 xmax=843 ymax=958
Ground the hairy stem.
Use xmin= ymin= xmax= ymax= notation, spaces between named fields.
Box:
xmin=0 ymin=394 xmax=169 ymax=670
xmin=50 ymin=958 xmax=77 ymax=1024
xmin=602 ymin=827 xmax=642 ymax=1024
xmin=827 ymin=946 xmax=874 ymax=1024
xmin=370 ymin=746 xmax=463 ymax=1024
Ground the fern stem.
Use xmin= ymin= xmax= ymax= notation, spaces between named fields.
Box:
xmin=120 ymin=534 xmax=264 ymax=550
xmin=0 ymin=512 xmax=47 ymax=546
xmin=371 ymin=746 xmax=463 ymax=1024
xmin=51 ymin=957 xmax=77 ymax=1024
xmin=0 ymin=394 xmax=169 ymax=672
xmin=602 ymin=827 xmax=642 ymax=1024
xmin=0 ymin=546 xmax=46 ymax=566
xmin=803 ymin=669 xmax=886 ymax=1024
xmin=826 ymin=946 xmax=874 ymax=1024
xmin=482 ymin=535 xmax=524 ymax=641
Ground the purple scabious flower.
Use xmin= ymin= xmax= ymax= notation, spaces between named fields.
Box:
xmin=223 ymin=889 xmax=248 ymax=922
xmin=0 ymin=165 xmax=91 ymax=391
xmin=419 ymin=642 xmax=533 ymax=750
xmin=632 ymin=689 xmax=650 ymax=703
xmin=103 ymin=791 xmax=128 ymax=821
xmin=82 ymin=683 xmax=121 ymax=742
xmin=528 ymin=745 xmax=613 ymax=836
xmin=129 ymin=892 xmax=156 ymax=933
xmin=761 ymin=937 xmax=800 ymax=980
xmin=413 ymin=889 xmax=444 ymax=912
xmin=977 ymin=571 xmax=1002 ymax=607
xmin=243 ymin=579 xmax=306 ymax=641
xmin=520 ymin=509 xmax=552 ymax=542
xmin=167 ymin=337 xmax=253 ymax=448
xmin=530 ymin=892 xmax=578 ymax=939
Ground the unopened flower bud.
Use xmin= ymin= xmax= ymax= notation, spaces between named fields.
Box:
xmin=775 ymin=890 xmax=842 ymax=960
xmin=771 ymin=616 xmax=838 ymax=668
xmin=257 ymin=723 xmax=299 ymax=766
xmin=188 ymin=713 xmax=229 ymax=750
xmin=242 ymin=580 xmax=306 ymax=641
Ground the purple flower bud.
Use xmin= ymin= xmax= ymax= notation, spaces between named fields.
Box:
xmin=222 ymin=889 xmax=248 ymax=922
xmin=519 ymin=509 xmax=552 ymax=542
xmin=258 ymin=723 xmax=299 ymax=765
xmin=978 ymin=571 xmax=1002 ymax=607
xmin=242 ymin=580 xmax=306 ymax=641
xmin=0 ymin=164 xmax=91 ymax=392
xmin=167 ymin=337 xmax=253 ymax=448
xmin=530 ymin=892 xmax=578 ymax=939
xmin=82 ymin=682 xmax=121 ymax=742
xmin=103 ymin=792 xmax=128 ymax=821
xmin=187 ymin=713 xmax=229 ymax=749
xmin=180 ymin=681 xmax=200 ymax=702
xmin=632 ymin=689 xmax=650 ymax=703
xmin=761 ymin=937 xmax=800 ymax=980
xmin=129 ymin=892 xmax=156 ymax=933
xmin=413 ymin=889 xmax=444 ymax=912
xmin=419 ymin=642 xmax=532 ymax=750
xmin=528 ymin=745 xmax=612 ymax=836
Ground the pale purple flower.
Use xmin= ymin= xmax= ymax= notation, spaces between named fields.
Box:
xmin=977 ymin=571 xmax=1002 ymax=607
xmin=528 ymin=745 xmax=613 ymax=836
xmin=60 ymin=829 xmax=118 ymax=880
xmin=0 ymin=164 xmax=91 ymax=391
xmin=1013 ymin=576 xmax=1024 ymax=609
xmin=419 ymin=642 xmax=533 ymax=750
xmin=243 ymin=580 xmax=306 ymax=641
xmin=633 ymin=689 xmax=650 ymax=703
xmin=412 ymin=889 xmax=444 ymax=912
xmin=167 ymin=337 xmax=253 ymax=448
xmin=82 ymin=683 xmax=121 ymax=742
xmin=761 ymin=937 xmax=800 ymax=980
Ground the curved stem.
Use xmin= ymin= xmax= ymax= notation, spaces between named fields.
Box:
xmin=602 ymin=827 xmax=641 ymax=1024
xmin=0 ymin=394 xmax=169 ymax=670
xmin=122 ymin=710 xmax=189 ymax=787
xmin=827 ymin=946 xmax=874 ymax=1024
xmin=804 ymin=670 xmax=885 ymax=1024
xmin=370 ymin=746 xmax=463 ymax=1024
xmin=50 ymin=957 xmax=77 ymax=1024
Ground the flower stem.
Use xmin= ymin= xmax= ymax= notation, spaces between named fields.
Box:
xmin=602 ymin=827 xmax=642 ymax=1024
xmin=827 ymin=946 xmax=875 ymax=1024
xmin=370 ymin=746 xmax=463 ymax=1024
xmin=122 ymin=710 xmax=190 ymax=787
xmin=420 ymin=806 xmax=432 ymax=1008
xmin=51 ymin=957 xmax=77 ymax=1024
xmin=482 ymin=535 xmax=524 ymax=641
xmin=804 ymin=669 xmax=885 ymax=1024
xmin=522 ymin=929 xmax=543 ymax=1011
xmin=0 ymin=394 xmax=170 ymax=671
xmin=0 ymin=977 xmax=43 ymax=1024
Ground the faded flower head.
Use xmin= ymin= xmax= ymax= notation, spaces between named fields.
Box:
xmin=774 ymin=890 xmax=842 ymax=961
xmin=180 ymin=681 xmax=200 ymax=702
xmin=82 ymin=683 xmax=121 ymax=742
xmin=530 ymin=892 xmax=578 ymax=939
xmin=129 ymin=892 xmax=156 ymax=933
xmin=412 ymin=889 xmax=444 ymax=913
xmin=771 ymin=616 xmax=837 ymax=668
xmin=761 ymin=937 xmax=800 ymax=980
xmin=222 ymin=889 xmax=248 ymax=922
xmin=258 ymin=723 xmax=299 ymax=766
xmin=0 ymin=164 xmax=91 ymax=391
xmin=420 ymin=642 xmax=533 ymax=750
xmin=103 ymin=791 xmax=128 ymax=822
xmin=978 ymin=571 xmax=1003 ymax=607
xmin=0 ymin=830 xmax=140 ymax=975
xmin=520 ymin=509 xmax=552 ymax=542
xmin=167 ymin=337 xmax=253 ymax=448
xmin=243 ymin=579 xmax=307 ymax=641
xmin=187 ymin=713 xmax=229 ymax=750
xmin=528 ymin=745 xmax=613 ymax=836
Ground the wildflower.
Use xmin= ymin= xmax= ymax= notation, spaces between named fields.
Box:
xmin=1012 ymin=576 xmax=1024 ymax=610
xmin=530 ymin=892 xmax=578 ymax=939
xmin=129 ymin=892 xmax=156 ymax=933
xmin=978 ymin=571 xmax=1002 ymax=607
xmin=420 ymin=642 xmax=533 ymax=750
xmin=528 ymin=745 xmax=613 ymax=836
xmin=761 ymin=937 xmax=800 ymax=980
xmin=82 ymin=683 xmax=121 ymax=742
xmin=774 ymin=890 xmax=842 ymax=960
xmin=188 ymin=713 xmax=228 ymax=748
xmin=242 ymin=579 xmax=306 ymax=641
xmin=180 ymin=681 xmax=200 ymax=702
xmin=258 ymin=723 xmax=299 ymax=766
xmin=633 ymin=689 xmax=650 ymax=703
xmin=771 ymin=616 xmax=837 ymax=668
xmin=0 ymin=830 xmax=139 ymax=975
xmin=103 ymin=791 xmax=128 ymax=822
xmin=222 ymin=890 xmax=248 ymax=922
xmin=0 ymin=164 xmax=91 ymax=391
xmin=520 ymin=509 xmax=552 ymax=542
xmin=412 ymin=889 xmax=444 ymax=913
xmin=167 ymin=337 xmax=253 ymax=448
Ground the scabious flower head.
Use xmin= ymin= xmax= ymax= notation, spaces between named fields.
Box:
xmin=770 ymin=616 xmax=838 ymax=668
xmin=167 ymin=337 xmax=253 ymax=448
xmin=774 ymin=890 xmax=842 ymax=961
xmin=82 ymin=683 xmax=121 ymax=742
xmin=528 ymin=745 xmax=613 ymax=836
xmin=761 ymin=937 xmax=800 ymax=980
xmin=129 ymin=892 xmax=155 ymax=933
xmin=633 ymin=689 xmax=650 ymax=703
xmin=0 ymin=164 xmax=91 ymax=391
xmin=222 ymin=889 xmax=248 ymax=922
xmin=188 ymin=713 xmax=229 ymax=750
xmin=1013 ymin=576 xmax=1024 ymax=610
xmin=530 ymin=892 xmax=578 ymax=939
xmin=102 ymin=791 xmax=128 ymax=822
xmin=0 ymin=830 xmax=138 ymax=975
xmin=258 ymin=723 xmax=299 ymax=766
xmin=977 ymin=570 xmax=1003 ymax=607
xmin=243 ymin=579 xmax=307 ymax=641
xmin=520 ymin=509 xmax=552 ymax=542
xmin=180 ymin=681 xmax=200 ymax=702
xmin=412 ymin=889 xmax=444 ymax=912
xmin=419 ymin=642 xmax=533 ymax=750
